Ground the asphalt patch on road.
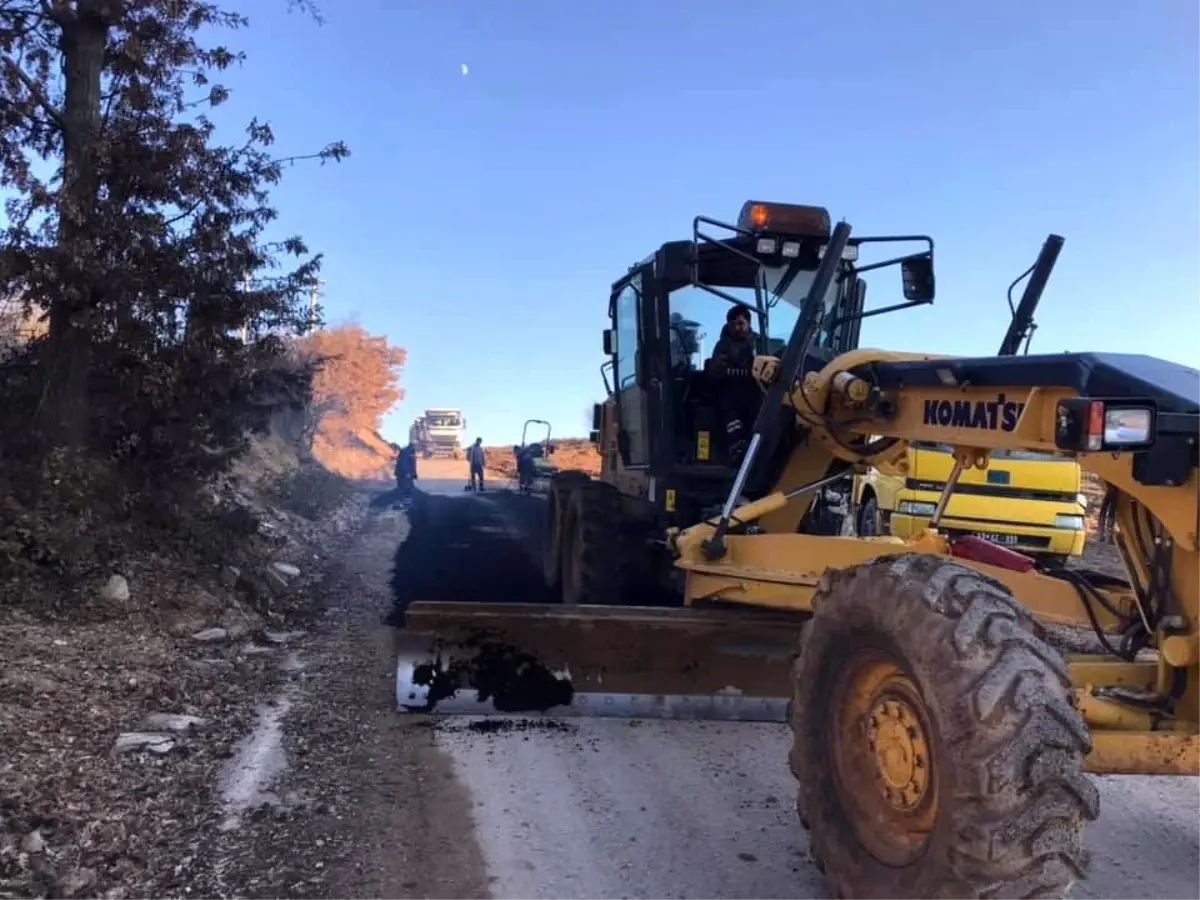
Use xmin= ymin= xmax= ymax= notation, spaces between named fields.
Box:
xmin=369 ymin=485 xmax=412 ymax=509
xmin=387 ymin=489 xmax=551 ymax=626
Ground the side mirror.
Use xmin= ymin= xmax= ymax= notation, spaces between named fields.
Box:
xmin=901 ymin=255 xmax=935 ymax=303
xmin=589 ymin=430 xmax=600 ymax=444
xmin=602 ymin=329 xmax=614 ymax=355
xmin=592 ymin=403 xmax=603 ymax=430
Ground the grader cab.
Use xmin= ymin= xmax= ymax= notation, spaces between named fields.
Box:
xmin=395 ymin=201 xmax=1199 ymax=898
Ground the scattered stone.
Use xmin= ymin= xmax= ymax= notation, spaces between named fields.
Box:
xmin=113 ymin=732 xmax=176 ymax=755
xmin=141 ymin=712 xmax=207 ymax=732
xmin=263 ymin=629 xmax=305 ymax=646
xmin=282 ymin=789 xmax=310 ymax=809
xmin=272 ymin=561 xmax=301 ymax=577
xmin=262 ymin=567 xmax=291 ymax=596
xmin=192 ymin=627 xmax=229 ymax=643
xmin=60 ymin=867 xmax=98 ymax=899
xmin=20 ymin=830 xmax=45 ymax=854
xmin=100 ymin=573 xmax=130 ymax=603
xmin=219 ymin=606 xmax=263 ymax=640
xmin=220 ymin=565 xmax=242 ymax=587
xmin=191 ymin=657 xmax=235 ymax=673
xmin=737 ymin=851 xmax=758 ymax=863
xmin=1 ymin=670 xmax=61 ymax=695
xmin=242 ymin=644 xmax=276 ymax=656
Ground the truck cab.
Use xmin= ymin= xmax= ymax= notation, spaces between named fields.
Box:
xmin=851 ymin=442 xmax=1088 ymax=563
xmin=419 ymin=408 xmax=466 ymax=459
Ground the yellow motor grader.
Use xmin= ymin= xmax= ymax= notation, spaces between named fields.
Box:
xmin=395 ymin=200 xmax=1199 ymax=898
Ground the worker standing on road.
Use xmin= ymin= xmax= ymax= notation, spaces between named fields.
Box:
xmin=707 ymin=303 xmax=760 ymax=465
xmin=516 ymin=444 xmax=535 ymax=491
xmin=466 ymin=437 xmax=487 ymax=492
xmin=395 ymin=444 xmax=418 ymax=498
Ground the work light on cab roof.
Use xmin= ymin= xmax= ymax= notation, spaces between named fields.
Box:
xmin=736 ymin=200 xmax=857 ymax=262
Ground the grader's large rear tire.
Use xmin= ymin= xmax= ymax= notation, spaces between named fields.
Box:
xmin=560 ymin=480 xmax=625 ymax=605
xmin=789 ymin=553 xmax=1099 ymax=899
xmin=542 ymin=471 xmax=594 ymax=596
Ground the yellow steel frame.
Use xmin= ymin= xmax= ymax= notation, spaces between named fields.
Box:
xmin=669 ymin=348 xmax=1200 ymax=776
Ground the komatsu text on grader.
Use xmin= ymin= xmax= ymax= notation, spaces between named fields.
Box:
xmin=395 ymin=200 xmax=1199 ymax=898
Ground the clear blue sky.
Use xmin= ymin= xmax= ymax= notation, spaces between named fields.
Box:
xmin=216 ymin=0 xmax=1198 ymax=445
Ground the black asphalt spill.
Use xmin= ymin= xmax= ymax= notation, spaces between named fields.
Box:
xmin=411 ymin=640 xmax=575 ymax=714
xmin=390 ymin=489 xmax=571 ymax=714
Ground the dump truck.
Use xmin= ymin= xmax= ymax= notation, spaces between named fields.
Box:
xmin=850 ymin=440 xmax=1090 ymax=561
xmin=394 ymin=200 xmax=1200 ymax=899
xmin=410 ymin=408 xmax=466 ymax=459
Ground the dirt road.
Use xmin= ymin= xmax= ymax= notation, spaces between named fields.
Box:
xmin=188 ymin=459 xmax=1199 ymax=899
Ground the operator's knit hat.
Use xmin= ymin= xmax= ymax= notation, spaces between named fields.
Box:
xmin=726 ymin=303 xmax=752 ymax=324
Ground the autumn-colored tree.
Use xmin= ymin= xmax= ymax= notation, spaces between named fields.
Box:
xmin=300 ymin=324 xmax=406 ymax=442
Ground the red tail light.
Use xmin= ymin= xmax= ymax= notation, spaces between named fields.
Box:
xmin=949 ymin=535 xmax=1036 ymax=573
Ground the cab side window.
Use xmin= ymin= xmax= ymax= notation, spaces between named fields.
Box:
xmin=613 ymin=274 xmax=648 ymax=465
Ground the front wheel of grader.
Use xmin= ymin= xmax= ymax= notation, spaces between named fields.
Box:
xmin=789 ymin=553 xmax=1100 ymax=899
xmin=542 ymin=471 xmax=594 ymax=595
xmin=559 ymin=480 xmax=625 ymax=605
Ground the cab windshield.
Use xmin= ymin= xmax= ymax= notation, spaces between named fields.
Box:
xmin=667 ymin=263 xmax=842 ymax=371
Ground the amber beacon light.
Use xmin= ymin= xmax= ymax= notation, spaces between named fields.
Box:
xmin=737 ymin=201 xmax=833 ymax=239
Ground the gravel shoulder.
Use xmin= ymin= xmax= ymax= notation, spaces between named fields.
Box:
xmin=169 ymin=491 xmax=491 ymax=899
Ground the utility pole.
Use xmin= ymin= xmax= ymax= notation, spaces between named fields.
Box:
xmin=240 ymin=274 xmax=252 ymax=343
xmin=307 ymin=279 xmax=325 ymax=334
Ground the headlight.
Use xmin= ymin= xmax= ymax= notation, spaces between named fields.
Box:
xmin=756 ymin=237 xmax=777 ymax=255
xmin=898 ymin=501 xmax=937 ymax=517
xmin=1055 ymin=514 xmax=1085 ymax=531
xmin=1104 ymin=407 xmax=1152 ymax=447
xmin=1054 ymin=399 xmax=1155 ymax=452
xmin=818 ymin=243 xmax=859 ymax=262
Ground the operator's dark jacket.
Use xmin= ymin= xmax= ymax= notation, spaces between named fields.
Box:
xmin=708 ymin=325 xmax=756 ymax=378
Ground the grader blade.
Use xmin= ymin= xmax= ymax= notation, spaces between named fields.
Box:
xmin=394 ymin=602 xmax=804 ymax=722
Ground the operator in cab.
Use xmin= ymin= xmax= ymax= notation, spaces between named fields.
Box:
xmin=707 ymin=303 xmax=760 ymax=464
